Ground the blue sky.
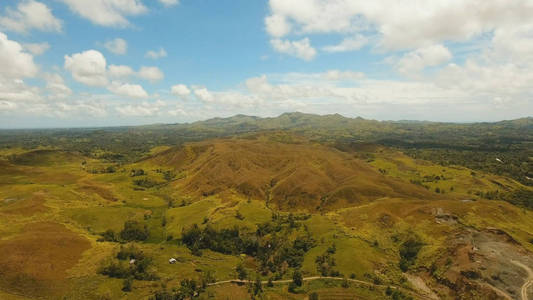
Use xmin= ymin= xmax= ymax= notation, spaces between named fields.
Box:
xmin=0 ymin=0 xmax=532 ymax=128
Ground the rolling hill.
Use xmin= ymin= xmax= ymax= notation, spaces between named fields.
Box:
xmin=145 ymin=134 xmax=439 ymax=211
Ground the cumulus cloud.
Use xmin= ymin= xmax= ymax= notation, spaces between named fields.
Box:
xmin=138 ymin=66 xmax=164 ymax=82
xmin=159 ymin=0 xmax=179 ymax=7
xmin=44 ymin=73 xmax=72 ymax=98
xmin=0 ymin=32 xmax=38 ymax=80
xmin=265 ymin=0 xmax=533 ymax=50
xmin=193 ymin=87 xmax=214 ymax=102
xmin=145 ymin=48 xmax=167 ymax=59
xmin=104 ymin=38 xmax=127 ymax=55
xmin=108 ymin=64 xmax=135 ymax=78
xmin=59 ymin=0 xmax=147 ymax=27
xmin=108 ymin=81 xmax=149 ymax=98
xmin=23 ymin=42 xmax=50 ymax=55
xmin=171 ymin=84 xmax=191 ymax=98
xmin=393 ymin=44 xmax=452 ymax=76
xmin=64 ymin=50 xmax=108 ymax=87
xmin=0 ymin=0 xmax=62 ymax=33
xmin=270 ymin=38 xmax=316 ymax=61
xmin=116 ymin=100 xmax=166 ymax=117
xmin=265 ymin=14 xmax=291 ymax=37
xmin=323 ymin=35 xmax=368 ymax=53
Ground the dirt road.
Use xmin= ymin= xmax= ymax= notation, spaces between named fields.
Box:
xmin=511 ymin=260 xmax=533 ymax=300
xmin=208 ymin=276 xmax=435 ymax=300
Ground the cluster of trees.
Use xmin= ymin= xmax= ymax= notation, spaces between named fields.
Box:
xmin=99 ymin=244 xmax=158 ymax=282
xmin=150 ymin=279 xmax=202 ymax=300
xmin=315 ymin=244 xmax=340 ymax=276
xmin=399 ymin=237 xmax=423 ymax=272
xmin=99 ymin=220 xmax=150 ymax=242
xmin=133 ymin=178 xmax=160 ymax=188
xmin=182 ymin=224 xmax=258 ymax=256
xmin=385 ymin=286 xmax=413 ymax=300
xmin=406 ymin=149 xmax=532 ymax=187
xmin=471 ymin=188 xmax=533 ymax=208
xmin=181 ymin=213 xmax=316 ymax=279
xmin=130 ymin=168 xmax=146 ymax=176
xmin=87 ymin=165 xmax=117 ymax=174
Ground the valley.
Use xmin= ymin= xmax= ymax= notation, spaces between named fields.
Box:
xmin=0 ymin=114 xmax=532 ymax=299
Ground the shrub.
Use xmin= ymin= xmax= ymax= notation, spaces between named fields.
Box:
xmin=293 ymin=269 xmax=303 ymax=287
xmin=120 ymin=220 xmax=149 ymax=241
xmin=122 ymin=277 xmax=133 ymax=292
xmin=399 ymin=236 xmax=423 ymax=271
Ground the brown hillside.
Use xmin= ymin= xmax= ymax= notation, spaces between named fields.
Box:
xmin=148 ymin=136 xmax=439 ymax=210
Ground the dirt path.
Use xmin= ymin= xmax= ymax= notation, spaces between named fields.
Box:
xmin=511 ymin=260 xmax=533 ymax=300
xmin=208 ymin=276 xmax=434 ymax=300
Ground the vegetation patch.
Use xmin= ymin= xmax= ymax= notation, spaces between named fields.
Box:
xmin=0 ymin=222 xmax=90 ymax=297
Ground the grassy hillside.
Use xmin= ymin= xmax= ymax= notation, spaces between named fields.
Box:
xmin=0 ymin=122 xmax=532 ymax=299
xmin=144 ymin=134 xmax=439 ymax=211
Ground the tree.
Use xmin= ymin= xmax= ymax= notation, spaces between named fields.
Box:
xmin=267 ymin=277 xmax=274 ymax=287
xmin=399 ymin=237 xmax=423 ymax=271
xmin=253 ymin=275 xmax=263 ymax=295
xmin=122 ymin=277 xmax=133 ymax=292
xmin=341 ymin=277 xmax=349 ymax=288
xmin=309 ymin=292 xmax=319 ymax=300
xmin=100 ymin=229 xmax=117 ymax=242
xmin=236 ymin=263 xmax=247 ymax=280
xmin=293 ymin=269 xmax=303 ymax=287
xmin=120 ymin=220 xmax=149 ymax=241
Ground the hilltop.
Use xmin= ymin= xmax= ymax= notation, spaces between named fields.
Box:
xmin=144 ymin=134 xmax=438 ymax=211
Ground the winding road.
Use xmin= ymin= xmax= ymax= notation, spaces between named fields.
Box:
xmin=511 ymin=260 xmax=533 ymax=300
xmin=208 ymin=276 xmax=435 ymax=300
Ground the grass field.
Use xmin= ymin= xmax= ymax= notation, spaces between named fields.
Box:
xmin=0 ymin=138 xmax=532 ymax=300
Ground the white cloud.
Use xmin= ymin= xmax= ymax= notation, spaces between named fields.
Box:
xmin=265 ymin=14 xmax=291 ymax=37
xmin=323 ymin=35 xmax=368 ymax=53
xmin=104 ymin=38 xmax=127 ymax=55
xmin=0 ymin=77 xmax=41 ymax=105
xmin=64 ymin=50 xmax=108 ymax=87
xmin=171 ymin=84 xmax=191 ymax=98
xmin=393 ymin=44 xmax=452 ymax=76
xmin=108 ymin=65 xmax=135 ymax=78
xmin=270 ymin=38 xmax=316 ymax=61
xmin=193 ymin=87 xmax=214 ymax=102
xmin=138 ymin=66 xmax=164 ymax=82
xmin=23 ymin=42 xmax=50 ymax=55
xmin=145 ymin=48 xmax=167 ymax=59
xmin=116 ymin=100 xmax=166 ymax=117
xmin=0 ymin=32 xmax=38 ymax=79
xmin=0 ymin=0 xmax=62 ymax=33
xmin=265 ymin=0 xmax=533 ymax=50
xmin=322 ymin=70 xmax=365 ymax=81
xmin=108 ymin=81 xmax=149 ymax=98
xmin=159 ymin=0 xmax=179 ymax=7
xmin=44 ymin=73 xmax=72 ymax=98
xmin=59 ymin=0 xmax=147 ymax=27
xmin=0 ymin=100 xmax=18 ymax=111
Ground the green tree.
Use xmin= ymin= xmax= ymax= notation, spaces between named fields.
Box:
xmin=122 ymin=277 xmax=133 ymax=292
xmin=236 ymin=263 xmax=247 ymax=280
xmin=253 ymin=275 xmax=263 ymax=295
xmin=293 ymin=269 xmax=303 ymax=287
xmin=120 ymin=220 xmax=149 ymax=241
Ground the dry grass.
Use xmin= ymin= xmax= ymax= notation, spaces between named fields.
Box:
xmin=147 ymin=137 xmax=439 ymax=211
xmin=0 ymin=222 xmax=91 ymax=297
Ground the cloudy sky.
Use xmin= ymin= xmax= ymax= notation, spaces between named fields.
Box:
xmin=0 ymin=0 xmax=532 ymax=128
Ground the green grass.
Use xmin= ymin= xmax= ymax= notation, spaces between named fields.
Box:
xmin=65 ymin=206 xmax=146 ymax=233
xmin=166 ymin=198 xmax=221 ymax=238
